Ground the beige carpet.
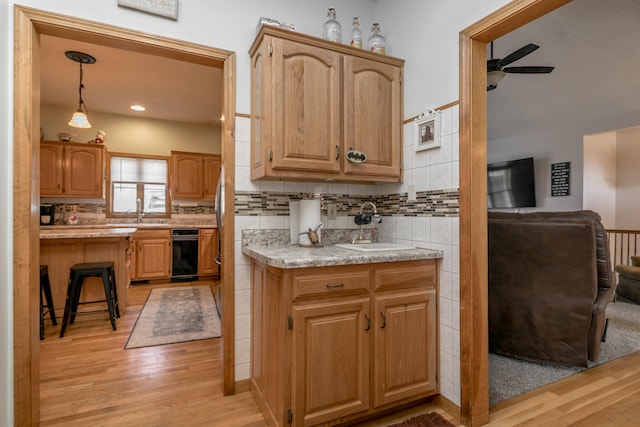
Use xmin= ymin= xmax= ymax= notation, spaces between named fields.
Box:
xmin=490 ymin=300 xmax=640 ymax=405
xmin=125 ymin=285 xmax=221 ymax=349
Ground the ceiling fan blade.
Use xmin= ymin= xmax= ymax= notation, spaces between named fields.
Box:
xmin=496 ymin=43 xmax=539 ymax=68
xmin=503 ymin=66 xmax=554 ymax=74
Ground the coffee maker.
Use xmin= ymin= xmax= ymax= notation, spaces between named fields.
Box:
xmin=40 ymin=204 xmax=56 ymax=225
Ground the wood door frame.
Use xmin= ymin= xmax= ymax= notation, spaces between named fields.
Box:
xmin=13 ymin=6 xmax=237 ymax=424
xmin=458 ymin=0 xmax=571 ymax=425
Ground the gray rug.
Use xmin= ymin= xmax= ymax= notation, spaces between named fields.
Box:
xmin=125 ymin=285 xmax=221 ymax=349
xmin=490 ymin=300 xmax=640 ymax=406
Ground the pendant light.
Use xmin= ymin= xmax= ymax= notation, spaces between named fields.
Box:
xmin=65 ymin=50 xmax=96 ymax=129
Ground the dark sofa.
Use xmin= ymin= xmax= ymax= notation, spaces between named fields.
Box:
xmin=488 ymin=210 xmax=614 ymax=367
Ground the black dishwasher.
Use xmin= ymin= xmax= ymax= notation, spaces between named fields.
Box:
xmin=171 ymin=229 xmax=199 ymax=282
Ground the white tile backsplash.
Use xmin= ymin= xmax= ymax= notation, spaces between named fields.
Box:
xmin=231 ymin=104 xmax=462 ymax=404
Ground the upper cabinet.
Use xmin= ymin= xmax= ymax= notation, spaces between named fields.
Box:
xmin=249 ymin=26 xmax=404 ymax=183
xmin=40 ymin=140 xmax=105 ymax=198
xmin=170 ymin=151 xmax=221 ymax=200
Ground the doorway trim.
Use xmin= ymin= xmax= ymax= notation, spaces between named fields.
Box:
xmin=13 ymin=6 xmax=236 ymax=424
xmin=458 ymin=0 xmax=571 ymax=425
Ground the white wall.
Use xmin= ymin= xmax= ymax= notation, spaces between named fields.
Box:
xmin=583 ymin=132 xmax=617 ymax=228
xmin=615 ymin=127 xmax=640 ymax=229
xmin=41 ymin=104 xmax=221 ymax=156
xmin=2 ymin=0 xmax=517 ymax=422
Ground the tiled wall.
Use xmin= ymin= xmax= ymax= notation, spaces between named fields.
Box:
xmin=233 ymin=104 xmax=461 ymax=405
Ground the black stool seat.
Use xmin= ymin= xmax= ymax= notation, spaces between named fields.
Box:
xmin=40 ymin=265 xmax=57 ymax=340
xmin=59 ymin=261 xmax=119 ymax=338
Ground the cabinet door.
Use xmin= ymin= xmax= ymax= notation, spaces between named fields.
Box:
xmin=172 ymin=154 xmax=203 ymax=199
xmin=251 ymin=40 xmax=268 ymax=180
xmin=136 ymin=237 xmax=171 ymax=279
xmin=40 ymin=142 xmax=63 ymax=196
xmin=292 ymin=298 xmax=370 ymax=426
xmin=373 ymin=290 xmax=437 ymax=408
xmin=64 ymin=145 xmax=104 ymax=197
xmin=198 ymin=228 xmax=218 ymax=276
xmin=270 ymin=38 xmax=342 ymax=175
xmin=343 ymin=56 xmax=402 ymax=180
xmin=203 ymin=155 xmax=221 ymax=200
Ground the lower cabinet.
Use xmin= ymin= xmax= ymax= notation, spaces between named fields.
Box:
xmin=128 ymin=229 xmax=172 ymax=281
xmin=198 ymin=228 xmax=219 ymax=276
xmin=251 ymin=260 xmax=438 ymax=426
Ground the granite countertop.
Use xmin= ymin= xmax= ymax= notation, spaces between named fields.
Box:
xmin=242 ymin=229 xmax=443 ymax=269
xmin=40 ymin=227 xmax=138 ymax=240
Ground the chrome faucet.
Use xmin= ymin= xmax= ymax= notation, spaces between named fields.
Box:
xmin=353 ymin=201 xmax=382 ymax=244
xmin=136 ymin=198 xmax=145 ymax=223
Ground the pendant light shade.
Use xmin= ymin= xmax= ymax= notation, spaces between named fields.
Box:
xmin=68 ymin=111 xmax=92 ymax=128
xmin=65 ymin=51 xmax=96 ymax=129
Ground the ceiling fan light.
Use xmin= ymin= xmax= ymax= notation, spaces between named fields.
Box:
xmin=68 ymin=111 xmax=92 ymax=129
xmin=487 ymin=70 xmax=506 ymax=89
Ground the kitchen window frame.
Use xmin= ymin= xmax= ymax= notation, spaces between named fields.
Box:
xmin=106 ymin=152 xmax=172 ymax=219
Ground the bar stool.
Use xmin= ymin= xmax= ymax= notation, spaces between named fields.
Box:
xmin=59 ymin=262 xmax=120 ymax=338
xmin=40 ymin=265 xmax=57 ymax=340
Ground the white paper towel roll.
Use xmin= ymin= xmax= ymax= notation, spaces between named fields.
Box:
xmin=289 ymin=201 xmax=300 ymax=245
xmin=299 ymin=199 xmax=321 ymax=246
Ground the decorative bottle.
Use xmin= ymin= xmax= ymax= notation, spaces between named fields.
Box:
xmin=350 ymin=17 xmax=362 ymax=48
xmin=322 ymin=8 xmax=342 ymax=43
xmin=367 ymin=22 xmax=386 ymax=54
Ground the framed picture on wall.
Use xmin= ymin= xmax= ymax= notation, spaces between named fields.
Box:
xmin=414 ymin=110 xmax=441 ymax=151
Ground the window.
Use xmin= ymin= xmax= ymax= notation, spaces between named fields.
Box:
xmin=107 ymin=153 xmax=170 ymax=218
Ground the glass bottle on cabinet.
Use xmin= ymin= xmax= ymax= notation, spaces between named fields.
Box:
xmin=322 ymin=7 xmax=342 ymax=43
xmin=350 ymin=17 xmax=362 ymax=48
xmin=367 ymin=22 xmax=386 ymax=54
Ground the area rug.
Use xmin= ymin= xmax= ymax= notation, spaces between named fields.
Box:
xmin=387 ymin=412 xmax=455 ymax=427
xmin=125 ymin=285 xmax=221 ymax=349
xmin=490 ymin=300 xmax=640 ymax=405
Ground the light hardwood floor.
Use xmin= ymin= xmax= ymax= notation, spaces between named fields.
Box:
xmin=40 ymin=281 xmax=640 ymax=426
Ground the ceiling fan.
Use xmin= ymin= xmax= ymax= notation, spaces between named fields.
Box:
xmin=487 ymin=42 xmax=554 ymax=91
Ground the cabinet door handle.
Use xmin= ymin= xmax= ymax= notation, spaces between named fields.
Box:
xmin=335 ymin=145 xmax=341 ymax=160
xmin=326 ymin=283 xmax=344 ymax=289
xmin=380 ymin=312 xmax=386 ymax=329
xmin=364 ymin=313 xmax=370 ymax=331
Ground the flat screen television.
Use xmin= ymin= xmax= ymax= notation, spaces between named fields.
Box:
xmin=487 ymin=157 xmax=536 ymax=208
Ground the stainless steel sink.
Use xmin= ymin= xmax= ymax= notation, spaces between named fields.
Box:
xmin=335 ymin=243 xmax=415 ymax=252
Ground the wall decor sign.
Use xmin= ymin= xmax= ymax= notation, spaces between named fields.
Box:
xmin=551 ymin=161 xmax=570 ymax=197
xmin=118 ymin=0 xmax=179 ymax=20
xmin=414 ymin=110 xmax=441 ymax=151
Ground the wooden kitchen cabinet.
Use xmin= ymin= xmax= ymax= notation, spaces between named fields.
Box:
xmin=249 ymin=26 xmax=404 ymax=183
xmin=251 ymin=260 xmax=437 ymax=426
xmin=170 ymin=151 xmax=221 ymax=200
xmin=128 ymin=229 xmax=172 ymax=281
xmin=198 ymin=228 xmax=219 ymax=276
xmin=40 ymin=140 xmax=104 ymax=198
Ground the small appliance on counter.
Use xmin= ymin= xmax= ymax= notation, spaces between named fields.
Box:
xmin=40 ymin=204 xmax=56 ymax=225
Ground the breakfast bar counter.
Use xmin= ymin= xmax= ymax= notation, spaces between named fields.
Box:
xmin=40 ymin=227 xmax=137 ymax=317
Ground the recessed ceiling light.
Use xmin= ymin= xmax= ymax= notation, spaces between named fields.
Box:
xmin=130 ymin=105 xmax=146 ymax=111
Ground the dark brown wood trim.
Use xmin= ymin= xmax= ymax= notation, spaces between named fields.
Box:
xmin=458 ymin=1 xmax=572 ymax=426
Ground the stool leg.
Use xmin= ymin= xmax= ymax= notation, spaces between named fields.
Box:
xmin=110 ymin=268 xmax=120 ymax=318
xmin=69 ymin=273 xmax=85 ymax=324
xmin=40 ymin=285 xmax=45 ymax=340
xmin=101 ymin=270 xmax=117 ymax=331
xmin=59 ymin=273 xmax=77 ymax=338
xmin=41 ymin=269 xmax=57 ymax=325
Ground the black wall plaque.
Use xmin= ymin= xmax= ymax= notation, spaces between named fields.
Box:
xmin=551 ymin=162 xmax=570 ymax=197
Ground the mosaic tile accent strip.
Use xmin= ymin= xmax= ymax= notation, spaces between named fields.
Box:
xmin=234 ymin=190 xmax=459 ymax=217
